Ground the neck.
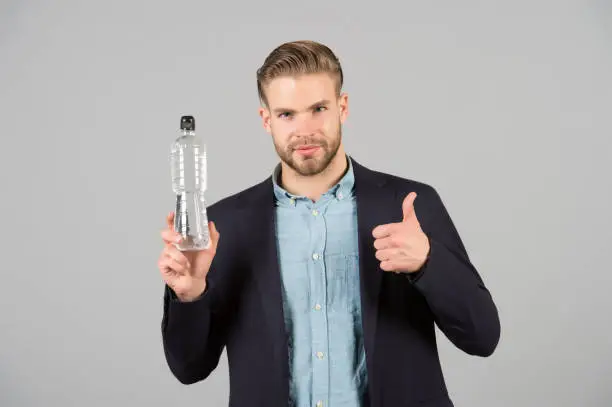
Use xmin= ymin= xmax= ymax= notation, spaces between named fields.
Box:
xmin=280 ymin=146 xmax=348 ymax=202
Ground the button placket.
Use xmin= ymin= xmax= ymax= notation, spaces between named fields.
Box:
xmin=309 ymin=200 xmax=329 ymax=407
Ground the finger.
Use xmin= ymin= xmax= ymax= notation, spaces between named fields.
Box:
xmin=375 ymin=248 xmax=399 ymax=262
xmin=379 ymin=260 xmax=396 ymax=272
xmin=161 ymin=228 xmax=182 ymax=245
xmin=166 ymin=211 xmax=175 ymax=230
xmin=373 ymin=236 xmax=397 ymax=250
xmin=165 ymin=245 xmax=191 ymax=269
xmin=402 ymin=192 xmax=417 ymax=222
xmin=372 ymin=222 xmax=401 ymax=239
xmin=158 ymin=256 xmax=188 ymax=276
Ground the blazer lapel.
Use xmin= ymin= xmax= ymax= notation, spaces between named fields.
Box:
xmin=242 ymin=178 xmax=290 ymax=398
xmin=351 ymin=158 xmax=393 ymax=399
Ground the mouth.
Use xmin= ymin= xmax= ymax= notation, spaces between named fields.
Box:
xmin=294 ymin=145 xmax=321 ymax=155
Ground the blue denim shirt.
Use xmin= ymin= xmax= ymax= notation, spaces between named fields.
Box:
xmin=272 ymin=156 xmax=368 ymax=407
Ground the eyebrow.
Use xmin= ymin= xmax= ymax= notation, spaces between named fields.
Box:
xmin=272 ymin=99 xmax=331 ymax=115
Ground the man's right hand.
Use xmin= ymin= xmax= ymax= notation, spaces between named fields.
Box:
xmin=158 ymin=211 xmax=220 ymax=302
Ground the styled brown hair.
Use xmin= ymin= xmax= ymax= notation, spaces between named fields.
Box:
xmin=256 ymin=40 xmax=344 ymax=107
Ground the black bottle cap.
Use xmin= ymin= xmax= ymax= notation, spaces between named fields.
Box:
xmin=180 ymin=115 xmax=195 ymax=131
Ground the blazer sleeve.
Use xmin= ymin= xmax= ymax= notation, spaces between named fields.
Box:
xmin=161 ymin=209 xmax=237 ymax=384
xmin=409 ymin=186 xmax=501 ymax=357
xmin=161 ymin=278 xmax=228 ymax=384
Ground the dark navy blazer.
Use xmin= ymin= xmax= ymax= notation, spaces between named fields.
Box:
xmin=161 ymin=157 xmax=501 ymax=407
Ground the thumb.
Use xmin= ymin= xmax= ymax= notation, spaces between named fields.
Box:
xmin=166 ymin=211 xmax=175 ymax=230
xmin=402 ymin=192 xmax=417 ymax=222
xmin=208 ymin=221 xmax=220 ymax=249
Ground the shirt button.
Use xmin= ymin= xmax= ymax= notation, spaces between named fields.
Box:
xmin=312 ymin=253 xmax=319 ymax=260
xmin=316 ymin=351 xmax=324 ymax=359
xmin=312 ymin=209 xmax=318 ymax=216
xmin=316 ymin=402 xmax=323 ymax=407
xmin=314 ymin=304 xmax=321 ymax=311
xmin=337 ymin=191 xmax=343 ymax=200
xmin=289 ymin=198 xmax=295 ymax=205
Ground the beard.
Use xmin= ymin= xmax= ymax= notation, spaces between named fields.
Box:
xmin=273 ymin=126 xmax=342 ymax=176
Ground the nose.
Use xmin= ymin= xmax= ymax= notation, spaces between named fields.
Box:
xmin=294 ymin=112 xmax=321 ymax=135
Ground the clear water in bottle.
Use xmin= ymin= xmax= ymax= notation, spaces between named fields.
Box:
xmin=170 ymin=115 xmax=210 ymax=251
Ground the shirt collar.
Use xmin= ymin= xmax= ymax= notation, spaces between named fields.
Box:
xmin=272 ymin=154 xmax=355 ymax=206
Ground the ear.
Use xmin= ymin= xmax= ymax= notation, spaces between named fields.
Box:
xmin=338 ymin=92 xmax=349 ymax=124
xmin=259 ymin=106 xmax=272 ymax=133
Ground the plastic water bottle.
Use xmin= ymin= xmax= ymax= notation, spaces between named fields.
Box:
xmin=170 ymin=115 xmax=210 ymax=251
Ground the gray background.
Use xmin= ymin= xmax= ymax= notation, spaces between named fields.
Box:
xmin=1 ymin=0 xmax=610 ymax=406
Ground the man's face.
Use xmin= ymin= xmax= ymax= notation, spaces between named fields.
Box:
xmin=259 ymin=73 xmax=348 ymax=176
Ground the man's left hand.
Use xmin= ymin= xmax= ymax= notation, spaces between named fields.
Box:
xmin=372 ymin=192 xmax=431 ymax=273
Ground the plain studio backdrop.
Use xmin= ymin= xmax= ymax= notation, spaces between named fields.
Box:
xmin=0 ymin=0 xmax=610 ymax=406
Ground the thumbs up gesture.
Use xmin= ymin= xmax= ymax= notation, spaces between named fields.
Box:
xmin=372 ymin=192 xmax=431 ymax=273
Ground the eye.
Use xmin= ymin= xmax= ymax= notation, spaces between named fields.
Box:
xmin=278 ymin=112 xmax=293 ymax=119
xmin=314 ymin=106 xmax=327 ymax=113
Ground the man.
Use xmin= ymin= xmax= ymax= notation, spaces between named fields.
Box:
xmin=158 ymin=40 xmax=500 ymax=407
